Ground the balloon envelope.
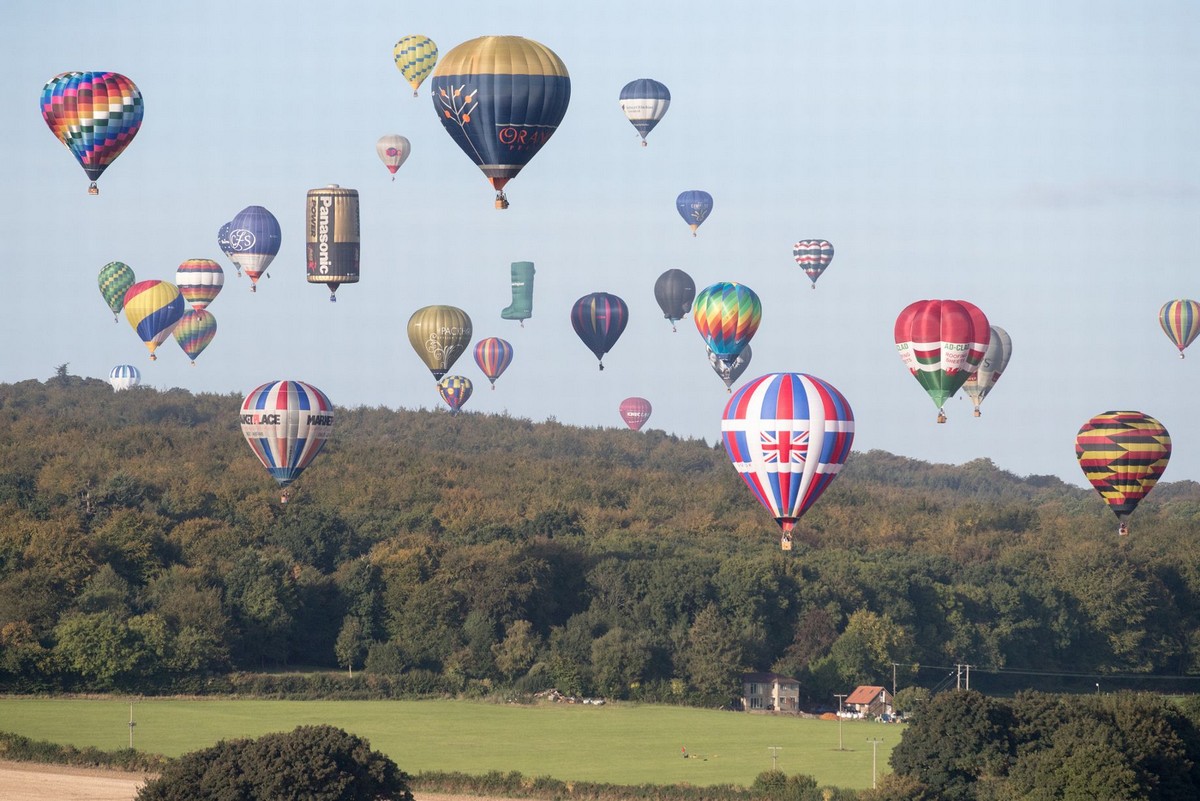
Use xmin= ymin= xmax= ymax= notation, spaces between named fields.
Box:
xmin=227 ymin=206 xmax=281 ymax=287
xmin=376 ymin=135 xmax=411 ymax=176
xmin=408 ymin=305 xmax=473 ymax=380
xmin=709 ymin=345 xmax=752 ymax=390
xmin=654 ymin=269 xmax=696 ymax=330
xmin=894 ymin=299 xmax=990 ymax=421
xmin=1159 ymin=299 xmax=1200 ymax=358
xmin=98 ymin=261 xmax=135 ymax=320
xmin=394 ymin=35 xmax=438 ymax=96
xmin=502 ymin=262 xmax=535 ymax=323
xmin=619 ymin=397 xmax=652 ymax=431
xmin=217 ymin=222 xmax=239 ymax=275
xmin=431 ymin=36 xmax=570 ymax=205
xmin=175 ymin=259 xmax=224 ymax=310
xmin=41 ymin=71 xmax=143 ymax=193
xmin=619 ymin=78 xmax=670 ymax=144
xmin=123 ymin=280 xmax=184 ymax=360
xmin=676 ymin=190 xmax=713 ymax=235
xmin=240 ymin=380 xmax=334 ymax=497
xmin=571 ymin=292 xmax=629 ymax=369
xmin=694 ymin=282 xmax=761 ymax=366
xmin=722 ymin=372 xmax=855 ymax=550
xmin=173 ymin=308 xmax=217 ymax=364
xmin=473 ymin=337 xmax=514 ymax=387
xmin=962 ymin=325 xmax=1012 ymax=415
xmin=793 ymin=240 xmax=834 ymax=287
xmin=108 ymin=364 xmax=140 ymax=391
xmin=437 ymin=375 xmax=473 ymax=414
xmin=1075 ymin=410 xmax=1170 ymax=535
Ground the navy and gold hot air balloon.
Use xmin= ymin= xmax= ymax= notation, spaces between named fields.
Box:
xmin=1075 ymin=411 xmax=1171 ymax=536
xmin=431 ymin=36 xmax=571 ymax=209
xmin=619 ymin=79 xmax=670 ymax=146
xmin=571 ymin=292 xmax=628 ymax=370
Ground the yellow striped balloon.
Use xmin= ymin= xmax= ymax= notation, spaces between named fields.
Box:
xmin=1075 ymin=410 xmax=1171 ymax=536
xmin=394 ymin=35 xmax=438 ymax=97
xmin=123 ymin=280 xmax=185 ymax=360
xmin=1159 ymin=299 xmax=1200 ymax=358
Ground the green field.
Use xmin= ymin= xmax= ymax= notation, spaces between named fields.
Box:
xmin=0 ymin=697 xmax=900 ymax=790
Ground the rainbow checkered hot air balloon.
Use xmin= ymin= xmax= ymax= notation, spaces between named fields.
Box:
xmin=694 ymin=282 xmax=761 ymax=372
xmin=240 ymin=380 xmax=334 ymax=503
xmin=41 ymin=71 xmax=143 ymax=194
xmin=571 ymin=292 xmax=628 ymax=370
xmin=1075 ymin=411 xmax=1171 ymax=536
xmin=173 ymin=309 xmax=217 ymax=364
xmin=437 ymin=375 xmax=473 ymax=415
xmin=894 ymin=299 xmax=990 ymax=423
xmin=722 ymin=373 xmax=855 ymax=550
xmin=98 ymin=261 xmax=135 ymax=321
xmin=394 ymin=35 xmax=438 ymax=97
xmin=123 ymin=280 xmax=184 ymax=360
xmin=175 ymin=259 xmax=224 ymax=310
xmin=1159 ymin=299 xmax=1200 ymax=359
xmin=473 ymin=337 xmax=513 ymax=389
xmin=792 ymin=240 xmax=834 ymax=288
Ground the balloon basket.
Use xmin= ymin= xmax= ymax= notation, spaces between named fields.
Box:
xmin=937 ymin=412 xmax=947 ymax=424
xmin=973 ymin=409 xmax=981 ymax=417
xmin=780 ymin=532 xmax=793 ymax=551
xmin=88 ymin=183 xmax=99 ymax=196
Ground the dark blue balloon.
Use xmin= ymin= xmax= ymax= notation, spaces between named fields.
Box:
xmin=676 ymin=190 xmax=713 ymax=235
xmin=227 ymin=206 xmax=281 ymax=287
xmin=571 ymin=292 xmax=628 ymax=370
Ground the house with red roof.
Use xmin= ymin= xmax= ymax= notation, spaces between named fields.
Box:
xmin=844 ymin=685 xmax=894 ymax=718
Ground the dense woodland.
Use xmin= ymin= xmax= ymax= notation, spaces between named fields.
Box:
xmin=1 ymin=375 xmax=1199 ymax=706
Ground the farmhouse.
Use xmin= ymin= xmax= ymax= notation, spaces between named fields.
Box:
xmin=741 ymin=672 xmax=800 ymax=712
xmin=844 ymin=685 xmax=894 ymax=718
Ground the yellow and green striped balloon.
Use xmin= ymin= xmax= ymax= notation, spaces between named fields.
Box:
xmin=394 ymin=35 xmax=438 ymax=97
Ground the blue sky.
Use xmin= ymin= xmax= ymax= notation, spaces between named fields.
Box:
xmin=3 ymin=0 xmax=1198 ymax=487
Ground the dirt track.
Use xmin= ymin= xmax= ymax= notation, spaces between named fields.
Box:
xmin=0 ymin=761 xmax=525 ymax=801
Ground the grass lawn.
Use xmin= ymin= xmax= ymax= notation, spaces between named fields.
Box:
xmin=0 ymin=697 xmax=901 ymax=790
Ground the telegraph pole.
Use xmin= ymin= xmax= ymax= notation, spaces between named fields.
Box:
xmin=835 ymin=694 xmax=848 ymax=751
xmin=891 ymin=662 xmax=898 ymax=698
xmin=867 ymin=738 xmax=883 ymax=789
xmin=128 ymin=702 xmax=136 ymax=749
xmin=768 ymin=746 xmax=782 ymax=771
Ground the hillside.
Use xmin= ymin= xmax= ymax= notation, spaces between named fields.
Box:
xmin=1 ymin=376 xmax=1198 ymax=703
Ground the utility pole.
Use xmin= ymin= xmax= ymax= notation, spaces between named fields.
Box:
xmin=835 ymin=694 xmax=848 ymax=751
xmin=767 ymin=746 xmax=782 ymax=771
xmin=867 ymin=738 xmax=883 ymax=789
xmin=128 ymin=702 xmax=136 ymax=749
xmin=891 ymin=662 xmax=898 ymax=698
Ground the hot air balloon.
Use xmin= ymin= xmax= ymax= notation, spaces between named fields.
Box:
xmin=437 ymin=375 xmax=473 ymax=415
xmin=793 ymin=240 xmax=834 ymax=288
xmin=394 ymin=35 xmax=438 ymax=97
xmin=408 ymin=305 xmax=473 ymax=380
xmin=376 ymin=135 xmax=411 ymax=179
xmin=123 ymin=280 xmax=184 ymax=360
xmin=571 ymin=292 xmax=628 ymax=370
xmin=619 ymin=397 xmax=652 ymax=431
xmin=894 ymin=299 xmax=990 ymax=423
xmin=108 ymin=364 xmax=140 ymax=391
xmin=473 ymin=337 xmax=513 ymax=388
xmin=226 ymin=206 xmax=281 ymax=291
xmin=722 ymin=372 xmax=855 ymax=551
xmin=654 ymin=269 xmax=696 ymax=332
xmin=694 ymin=282 xmax=761 ymax=371
xmin=676 ymin=190 xmax=713 ymax=236
xmin=41 ymin=71 xmax=143 ymax=195
xmin=98 ymin=261 xmax=135 ymax=322
xmin=217 ymin=221 xmax=241 ymax=277
xmin=431 ymin=36 xmax=571 ymax=209
xmin=306 ymin=186 xmax=359 ymax=301
xmin=240 ymin=380 xmax=334 ymax=503
xmin=502 ymin=262 xmax=535 ymax=326
xmin=175 ymin=259 xmax=224 ymax=310
xmin=962 ymin=326 xmax=1012 ymax=417
xmin=1075 ymin=411 xmax=1171 ymax=536
xmin=709 ymin=345 xmax=752 ymax=392
xmin=1159 ymin=299 xmax=1200 ymax=358
xmin=619 ymin=79 xmax=670 ymax=146
xmin=173 ymin=309 xmax=217 ymax=364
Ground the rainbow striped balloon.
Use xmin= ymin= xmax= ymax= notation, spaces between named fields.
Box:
xmin=694 ymin=282 xmax=761 ymax=368
xmin=1159 ymin=299 xmax=1200 ymax=359
xmin=123 ymin=280 xmax=184 ymax=360
xmin=175 ymin=259 xmax=225 ymax=310
xmin=173 ymin=309 xmax=217 ymax=364
xmin=473 ymin=337 xmax=514 ymax=388
xmin=240 ymin=380 xmax=334 ymax=501
xmin=722 ymin=373 xmax=855 ymax=550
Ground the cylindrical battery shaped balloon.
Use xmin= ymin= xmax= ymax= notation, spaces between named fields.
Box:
xmin=306 ymin=185 xmax=360 ymax=300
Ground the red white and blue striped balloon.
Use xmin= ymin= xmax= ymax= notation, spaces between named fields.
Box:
xmin=721 ymin=373 xmax=854 ymax=548
xmin=240 ymin=380 xmax=334 ymax=500
xmin=175 ymin=259 xmax=225 ymax=310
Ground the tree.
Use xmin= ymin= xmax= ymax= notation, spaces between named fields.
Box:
xmin=334 ymin=617 xmax=368 ymax=676
xmin=136 ymin=724 xmax=413 ymax=801
xmin=492 ymin=619 xmax=540 ymax=682
xmin=681 ymin=603 xmax=744 ymax=705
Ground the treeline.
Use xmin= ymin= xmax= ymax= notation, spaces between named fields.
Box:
xmin=1 ymin=376 xmax=1199 ymax=704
